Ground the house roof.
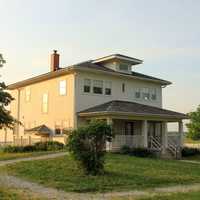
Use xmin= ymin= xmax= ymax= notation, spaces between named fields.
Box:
xmin=78 ymin=100 xmax=188 ymax=120
xmin=92 ymin=54 xmax=143 ymax=65
xmin=8 ymin=57 xmax=171 ymax=90
xmin=25 ymin=125 xmax=51 ymax=135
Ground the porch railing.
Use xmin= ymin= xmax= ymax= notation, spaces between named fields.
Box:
xmin=111 ymin=134 xmax=143 ymax=151
xmin=149 ymin=136 xmax=161 ymax=151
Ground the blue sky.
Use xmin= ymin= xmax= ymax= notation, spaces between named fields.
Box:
xmin=1 ymin=0 xmax=200 ymax=129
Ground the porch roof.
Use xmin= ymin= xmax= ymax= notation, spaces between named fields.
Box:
xmin=25 ymin=125 xmax=51 ymax=136
xmin=78 ymin=100 xmax=188 ymax=120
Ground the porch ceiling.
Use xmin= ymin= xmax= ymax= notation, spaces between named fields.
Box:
xmin=78 ymin=100 xmax=188 ymax=121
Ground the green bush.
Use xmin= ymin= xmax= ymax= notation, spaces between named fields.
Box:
xmin=131 ymin=148 xmax=153 ymax=157
xmin=3 ymin=141 xmax=64 ymax=153
xmin=120 ymin=145 xmax=131 ymax=154
xmin=120 ymin=146 xmax=154 ymax=157
xmin=182 ymin=147 xmax=200 ymax=157
xmin=67 ymin=120 xmax=113 ymax=175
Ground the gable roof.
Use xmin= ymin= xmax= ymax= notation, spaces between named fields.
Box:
xmin=25 ymin=124 xmax=52 ymax=135
xmin=78 ymin=100 xmax=188 ymax=119
xmin=8 ymin=58 xmax=171 ymax=90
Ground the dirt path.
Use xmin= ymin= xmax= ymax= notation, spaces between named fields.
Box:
xmin=180 ymin=160 xmax=200 ymax=165
xmin=1 ymin=174 xmax=200 ymax=200
xmin=1 ymin=154 xmax=200 ymax=199
xmin=0 ymin=152 xmax=68 ymax=166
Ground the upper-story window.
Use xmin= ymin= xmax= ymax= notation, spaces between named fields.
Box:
xmin=142 ymin=88 xmax=150 ymax=100
xmin=25 ymin=87 xmax=31 ymax=102
xmin=93 ymin=80 xmax=103 ymax=94
xmin=84 ymin=79 xmax=91 ymax=93
xmin=135 ymin=88 xmax=141 ymax=99
xmin=150 ymin=88 xmax=157 ymax=100
xmin=105 ymin=81 xmax=112 ymax=95
xmin=119 ymin=63 xmax=129 ymax=71
xmin=42 ymin=93 xmax=48 ymax=113
xmin=122 ymin=83 xmax=125 ymax=93
xmin=59 ymin=80 xmax=66 ymax=95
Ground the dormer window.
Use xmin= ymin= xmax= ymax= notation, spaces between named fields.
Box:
xmin=119 ymin=63 xmax=129 ymax=71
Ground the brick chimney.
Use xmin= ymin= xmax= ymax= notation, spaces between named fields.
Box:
xmin=50 ymin=50 xmax=60 ymax=71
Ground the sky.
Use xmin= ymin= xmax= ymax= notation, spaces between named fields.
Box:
xmin=0 ymin=0 xmax=200 ymax=130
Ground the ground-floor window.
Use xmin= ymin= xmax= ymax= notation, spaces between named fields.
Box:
xmin=125 ymin=122 xmax=134 ymax=135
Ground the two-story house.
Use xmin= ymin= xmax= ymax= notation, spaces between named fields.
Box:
xmin=2 ymin=50 xmax=188 ymax=158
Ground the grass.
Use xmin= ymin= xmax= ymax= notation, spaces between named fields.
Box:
xmin=0 ymin=151 xmax=62 ymax=161
xmin=138 ymin=191 xmax=200 ymax=200
xmin=0 ymin=187 xmax=45 ymax=200
xmin=184 ymin=138 xmax=200 ymax=144
xmin=4 ymin=153 xmax=200 ymax=193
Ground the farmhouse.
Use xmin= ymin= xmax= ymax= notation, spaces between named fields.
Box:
xmin=2 ymin=50 xmax=188 ymax=158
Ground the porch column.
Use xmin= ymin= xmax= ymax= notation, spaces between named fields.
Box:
xmin=161 ymin=122 xmax=168 ymax=152
xmin=178 ymin=121 xmax=184 ymax=147
xmin=142 ymin=120 xmax=148 ymax=148
xmin=106 ymin=117 xmax=112 ymax=151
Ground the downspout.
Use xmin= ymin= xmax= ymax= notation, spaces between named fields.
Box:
xmin=73 ymin=72 xmax=77 ymax=129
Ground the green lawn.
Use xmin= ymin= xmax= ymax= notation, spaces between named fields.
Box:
xmin=138 ymin=191 xmax=200 ymax=200
xmin=0 ymin=187 xmax=45 ymax=200
xmin=0 ymin=151 xmax=62 ymax=161
xmin=184 ymin=138 xmax=200 ymax=144
xmin=4 ymin=153 xmax=200 ymax=193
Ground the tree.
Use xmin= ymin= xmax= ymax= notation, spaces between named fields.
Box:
xmin=67 ymin=120 xmax=113 ymax=175
xmin=0 ymin=54 xmax=17 ymax=129
xmin=186 ymin=105 xmax=200 ymax=140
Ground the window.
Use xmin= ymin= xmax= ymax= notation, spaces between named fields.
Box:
xmin=135 ymin=88 xmax=141 ymax=99
xmin=105 ymin=81 xmax=112 ymax=95
xmin=142 ymin=88 xmax=150 ymax=100
xmin=25 ymin=87 xmax=31 ymax=102
xmin=55 ymin=127 xmax=61 ymax=135
xmin=119 ymin=63 xmax=129 ymax=71
xmin=122 ymin=83 xmax=125 ymax=93
xmin=59 ymin=80 xmax=66 ymax=95
xmin=84 ymin=79 xmax=91 ymax=93
xmin=150 ymin=88 xmax=157 ymax=100
xmin=93 ymin=80 xmax=103 ymax=94
xmin=125 ymin=122 xmax=134 ymax=135
xmin=42 ymin=93 xmax=48 ymax=113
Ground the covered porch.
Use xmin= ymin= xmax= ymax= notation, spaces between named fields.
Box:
xmin=78 ymin=100 xmax=188 ymax=159
xmin=106 ymin=118 xmax=184 ymax=158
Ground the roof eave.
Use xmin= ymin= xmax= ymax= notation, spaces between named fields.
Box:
xmin=78 ymin=111 xmax=188 ymax=120
xmin=7 ymin=67 xmax=75 ymax=90
xmin=74 ymin=66 xmax=171 ymax=85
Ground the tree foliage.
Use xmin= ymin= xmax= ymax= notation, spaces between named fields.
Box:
xmin=0 ymin=54 xmax=17 ymax=129
xmin=67 ymin=120 xmax=113 ymax=175
xmin=186 ymin=105 xmax=200 ymax=140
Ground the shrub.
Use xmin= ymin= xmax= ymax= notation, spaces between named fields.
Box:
xmin=131 ymin=148 xmax=153 ymax=157
xmin=120 ymin=145 xmax=131 ymax=154
xmin=67 ymin=120 xmax=113 ymax=175
xmin=3 ymin=146 xmax=24 ymax=153
xmin=119 ymin=146 xmax=154 ymax=158
xmin=181 ymin=147 xmax=200 ymax=157
xmin=3 ymin=141 xmax=64 ymax=153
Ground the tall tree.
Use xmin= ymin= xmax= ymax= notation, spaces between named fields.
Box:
xmin=186 ymin=105 xmax=200 ymax=140
xmin=0 ymin=54 xmax=17 ymax=129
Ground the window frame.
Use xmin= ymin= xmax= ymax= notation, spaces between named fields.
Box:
xmin=104 ymin=81 xmax=112 ymax=95
xmin=93 ymin=80 xmax=103 ymax=94
xmin=42 ymin=93 xmax=48 ymax=114
xmin=142 ymin=88 xmax=150 ymax=100
xmin=25 ymin=87 xmax=31 ymax=102
xmin=59 ymin=80 xmax=67 ymax=96
xmin=83 ymin=78 xmax=91 ymax=93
